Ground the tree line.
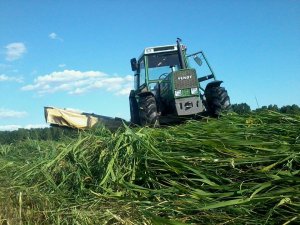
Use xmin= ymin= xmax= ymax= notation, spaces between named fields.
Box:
xmin=0 ymin=126 xmax=79 ymax=145
xmin=231 ymin=103 xmax=300 ymax=115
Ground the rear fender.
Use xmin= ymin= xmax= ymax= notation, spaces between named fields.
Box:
xmin=130 ymin=89 xmax=155 ymax=101
xmin=129 ymin=90 xmax=136 ymax=99
xmin=129 ymin=90 xmax=140 ymax=125
xmin=131 ymin=90 xmax=155 ymax=103
xmin=205 ymin=80 xmax=223 ymax=90
xmin=137 ymin=91 xmax=154 ymax=98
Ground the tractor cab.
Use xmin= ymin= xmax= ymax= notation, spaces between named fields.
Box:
xmin=131 ymin=43 xmax=184 ymax=93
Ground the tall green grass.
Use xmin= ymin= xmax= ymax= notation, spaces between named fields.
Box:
xmin=0 ymin=111 xmax=299 ymax=224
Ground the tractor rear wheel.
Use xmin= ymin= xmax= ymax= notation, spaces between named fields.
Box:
xmin=205 ymin=86 xmax=231 ymax=116
xmin=138 ymin=95 xmax=159 ymax=126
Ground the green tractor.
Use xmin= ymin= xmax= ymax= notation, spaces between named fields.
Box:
xmin=129 ymin=38 xmax=230 ymax=126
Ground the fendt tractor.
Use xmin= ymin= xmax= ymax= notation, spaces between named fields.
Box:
xmin=44 ymin=39 xmax=230 ymax=129
xmin=128 ymin=38 xmax=230 ymax=126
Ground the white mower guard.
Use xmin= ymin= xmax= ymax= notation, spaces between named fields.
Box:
xmin=44 ymin=106 xmax=125 ymax=130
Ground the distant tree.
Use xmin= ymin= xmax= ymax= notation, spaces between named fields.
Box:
xmin=30 ymin=128 xmax=39 ymax=140
xmin=231 ymin=103 xmax=251 ymax=114
xmin=255 ymin=105 xmax=268 ymax=113
xmin=40 ymin=128 xmax=52 ymax=140
xmin=267 ymin=104 xmax=279 ymax=112
xmin=16 ymin=128 xmax=29 ymax=141
xmin=280 ymin=104 xmax=300 ymax=114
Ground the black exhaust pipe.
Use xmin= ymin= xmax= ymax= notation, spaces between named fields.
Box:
xmin=176 ymin=38 xmax=186 ymax=70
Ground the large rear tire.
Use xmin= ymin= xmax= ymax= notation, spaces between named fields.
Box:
xmin=205 ymin=86 xmax=231 ymax=116
xmin=138 ymin=95 xmax=159 ymax=126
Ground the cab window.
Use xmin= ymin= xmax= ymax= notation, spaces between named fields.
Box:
xmin=147 ymin=52 xmax=180 ymax=80
xmin=138 ymin=58 xmax=146 ymax=87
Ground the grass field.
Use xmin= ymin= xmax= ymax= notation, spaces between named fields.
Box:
xmin=0 ymin=111 xmax=299 ymax=224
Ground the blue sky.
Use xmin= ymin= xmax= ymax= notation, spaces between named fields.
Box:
xmin=0 ymin=0 xmax=299 ymax=131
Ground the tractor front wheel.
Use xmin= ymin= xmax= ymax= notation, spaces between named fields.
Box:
xmin=205 ymin=86 xmax=231 ymax=116
xmin=138 ymin=95 xmax=159 ymax=126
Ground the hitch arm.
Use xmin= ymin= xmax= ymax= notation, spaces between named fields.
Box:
xmin=198 ymin=74 xmax=215 ymax=82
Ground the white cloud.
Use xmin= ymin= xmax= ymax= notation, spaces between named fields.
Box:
xmin=49 ymin=32 xmax=63 ymax=41
xmin=117 ymin=86 xmax=132 ymax=96
xmin=58 ymin=64 xmax=66 ymax=68
xmin=24 ymin=124 xmax=49 ymax=129
xmin=0 ymin=108 xmax=27 ymax=119
xmin=0 ymin=74 xmax=9 ymax=81
xmin=49 ymin=32 xmax=57 ymax=39
xmin=0 ymin=74 xmax=23 ymax=83
xmin=0 ymin=125 xmax=20 ymax=131
xmin=21 ymin=69 xmax=133 ymax=96
xmin=5 ymin=42 xmax=27 ymax=61
xmin=0 ymin=63 xmax=11 ymax=69
xmin=0 ymin=124 xmax=48 ymax=131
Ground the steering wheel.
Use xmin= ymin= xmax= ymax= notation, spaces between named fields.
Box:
xmin=159 ymin=73 xmax=168 ymax=80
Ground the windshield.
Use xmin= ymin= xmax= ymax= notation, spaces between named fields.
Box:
xmin=147 ymin=52 xmax=180 ymax=80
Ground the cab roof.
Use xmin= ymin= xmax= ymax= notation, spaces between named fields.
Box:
xmin=138 ymin=44 xmax=180 ymax=61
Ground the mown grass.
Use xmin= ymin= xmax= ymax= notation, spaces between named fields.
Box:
xmin=0 ymin=111 xmax=299 ymax=224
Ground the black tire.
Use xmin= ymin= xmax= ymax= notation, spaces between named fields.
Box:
xmin=129 ymin=90 xmax=140 ymax=125
xmin=205 ymin=86 xmax=231 ymax=116
xmin=138 ymin=94 xmax=159 ymax=126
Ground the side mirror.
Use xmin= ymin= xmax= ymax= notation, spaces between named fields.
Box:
xmin=193 ymin=55 xmax=202 ymax=66
xmin=130 ymin=58 xmax=138 ymax=71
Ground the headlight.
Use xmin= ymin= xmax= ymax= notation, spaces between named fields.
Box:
xmin=191 ymin=87 xmax=198 ymax=95
xmin=175 ymin=90 xmax=182 ymax=97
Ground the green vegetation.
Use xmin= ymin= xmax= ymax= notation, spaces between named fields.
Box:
xmin=1 ymin=111 xmax=299 ymax=224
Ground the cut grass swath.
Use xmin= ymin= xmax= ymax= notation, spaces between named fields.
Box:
xmin=0 ymin=111 xmax=299 ymax=224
